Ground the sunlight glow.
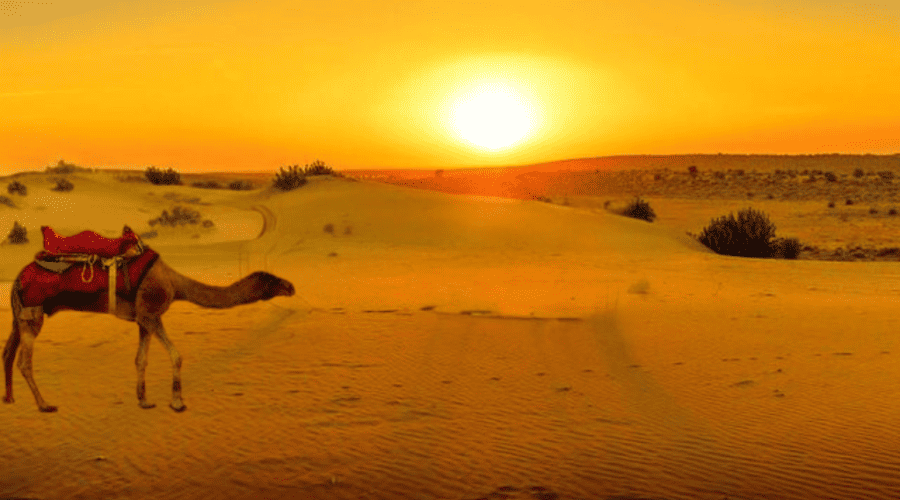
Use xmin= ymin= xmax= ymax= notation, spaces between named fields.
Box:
xmin=449 ymin=83 xmax=537 ymax=151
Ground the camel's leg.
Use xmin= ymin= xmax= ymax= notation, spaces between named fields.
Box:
xmin=139 ymin=316 xmax=185 ymax=412
xmin=135 ymin=325 xmax=155 ymax=409
xmin=3 ymin=320 xmax=20 ymax=403
xmin=15 ymin=313 xmax=56 ymax=412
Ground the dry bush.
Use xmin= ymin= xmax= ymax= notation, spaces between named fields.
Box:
xmin=304 ymin=160 xmax=334 ymax=176
xmin=228 ymin=180 xmax=254 ymax=190
xmin=7 ymin=221 xmax=27 ymax=244
xmin=618 ymin=197 xmax=656 ymax=222
xmin=0 ymin=195 xmax=15 ymax=208
xmin=51 ymin=178 xmax=74 ymax=192
xmin=7 ymin=181 xmax=27 ymax=196
xmin=697 ymin=208 xmax=777 ymax=258
xmin=273 ymin=165 xmax=307 ymax=191
xmin=145 ymin=166 xmax=182 ymax=185
xmin=148 ymin=206 xmax=201 ymax=227
xmin=192 ymin=181 xmax=221 ymax=189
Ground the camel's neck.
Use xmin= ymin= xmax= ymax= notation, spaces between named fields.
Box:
xmin=173 ymin=273 xmax=265 ymax=309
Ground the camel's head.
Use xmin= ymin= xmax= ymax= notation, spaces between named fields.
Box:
xmin=248 ymin=272 xmax=295 ymax=300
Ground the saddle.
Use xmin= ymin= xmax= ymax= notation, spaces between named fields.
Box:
xmin=19 ymin=226 xmax=159 ymax=313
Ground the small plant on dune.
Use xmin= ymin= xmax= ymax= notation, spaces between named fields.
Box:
xmin=304 ymin=160 xmax=335 ymax=176
xmin=228 ymin=180 xmax=254 ymax=190
xmin=45 ymin=159 xmax=89 ymax=174
xmin=273 ymin=165 xmax=307 ymax=191
xmin=687 ymin=165 xmax=698 ymax=176
xmin=7 ymin=221 xmax=27 ymax=244
xmin=697 ymin=207 xmax=777 ymax=258
xmin=853 ymin=168 xmax=865 ymax=179
xmin=879 ymin=171 xmax=894 ymax=182
xmin=771 ymin=237 xmax=801 ymax=259
xmin=827 ymin=201 xmax=835 ymax=208
xmin=192 ymin=180 xmax=221 ymax=189
xmin=824 ymin=171 xmax=837 ymax=182
xmin=145 ymin=166 xmax=182 ymax=186
xmin=51 ymin=178 xmax=74 ymax=192
xmin=7 ymin=181 xmax=27 ymax=196
xmin=890 ymin=207 xmax=898 ymax=216
xmin=148 ymin=206 xmax=202 ymax=227
xmin=0 ymin=195 xmax=15 ymax=208
xmin=619 ymin=197 xmax=656 ymax=222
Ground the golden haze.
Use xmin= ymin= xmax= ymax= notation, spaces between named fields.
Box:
xmin=1 ymin=0 xmax=898 ymax=173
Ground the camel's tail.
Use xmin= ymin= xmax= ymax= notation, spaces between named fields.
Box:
xmin=3 ymin=280 xmax=23 ymax=403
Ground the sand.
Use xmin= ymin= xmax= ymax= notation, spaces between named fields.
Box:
xmin=2 ymin=164 xmax=900 ymax=499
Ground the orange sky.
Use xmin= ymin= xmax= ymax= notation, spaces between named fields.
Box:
xmin=1 ymin=0 xmax=898 ymax=174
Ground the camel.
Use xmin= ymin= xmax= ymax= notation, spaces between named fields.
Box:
xmin=3 ymin=257 xmax=294 ymax=412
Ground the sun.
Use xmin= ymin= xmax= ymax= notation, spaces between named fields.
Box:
xmin=449 ymin=83 xmax=537 ymax=151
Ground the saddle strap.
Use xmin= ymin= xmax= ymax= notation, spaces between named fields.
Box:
xmin=100 ymin=256 xmax=124 ymax=315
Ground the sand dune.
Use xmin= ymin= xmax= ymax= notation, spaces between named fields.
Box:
xmin=3 ymin=169 xmax=900 ymax=499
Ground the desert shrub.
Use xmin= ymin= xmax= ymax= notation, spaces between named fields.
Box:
xmin=870 ymin=207 xmax=879 ymax=215
xmin=771 ymin=237 xmax=801 ymax=259
xmin=117 ymin=174 xmax=148 ymax=183
xmin=51 ymin=178 xmax=74 ymax=192
xmin=201 ymin=219 xmax=214 ymax=228
xmin=45 ymin=160 xmax=88 ymax=174
xmin=879 ymin=171 xmax=894 ymax=182
xmin=304 ymin=160 xmax=334 ymax=176
xmin=824 ymin=172 xmax=837 ymax=182
xmin=828 ymin=201 xmax=836 ymax=208
xmin=7 ymin=181 xmax=27 ymax=196
xmin=145 ymin=166 xmax=182 ymax=186
xmin=687 ymin=165 xmax=698 ymax=176
xmin=192 ymin=181 xmax=221 ymax=189
xmin=697 ymin=207 xmax=777 ymax=258
xmin=846 ymin=199 xmax=854 ymax=205
xmin=619 ymin=197 xmax=656 ymax=222
xmin=7 ymin=221 xmax=27 ymax=244
xmin=273 ymin=165 xmax=307 ymax=191
xmin=228 ymin=180 xmax=254 ymax=190
xmin=0 ymin=195 xmax=15 ymax=208
xmin=713 ymin=171 xmax=725 ymax=179
xmin=148 ymin=206 xmax=201 ymax=227
xmin=889 ymin=207 xmax=898 ymax=216
xmin=853 ymin=168 xmax=865 ymax=178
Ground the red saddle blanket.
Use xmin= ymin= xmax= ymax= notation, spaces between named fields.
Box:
xmin=18 ymin=248 xmax=160 ymax=308
xmin=40 ymin=225 xmax=141 ymax=258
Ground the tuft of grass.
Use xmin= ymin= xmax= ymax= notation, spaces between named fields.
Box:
xmin=7 ymin=181 xmax=27 ymax=196
xmin=697 ymin=207 xmax=777 ymax=258
xmin=45 ymin=159 xmax=89 ymax=174
xmin=771 ymin=237 xmax=801 ymax=259
xmin=192 ymin=181 xmax=221 ymax=189
xmin=824 ymin=171 xmax=837 ymax=182
xmin=853 ymin=168 xmax=865 ymax=178
xmin=828 ymin=201 xmax=835 ymax=208
xmin=0 ymin=195 xmax=16 ymax=208
xmin=145 ymin=166 xmax=182 ymax=185
xmin=51 ymin=178 xmax=74 ymax=192
xmin=7 ymin=221 xmax=27 ymax=244
xmin=273 ymin=165 xmax=308 ymax=191
xmin=618 ymin=197 xmax=656 ymax=222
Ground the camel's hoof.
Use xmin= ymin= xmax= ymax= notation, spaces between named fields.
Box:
xmin=170 ymin=403 xmax=186 ymax=413
xmin=3 ymin=395 xmax=13 ymax=404
xmin=139 ymin=402 xmax=156 ymax=409
xmin=39 ymin=405 xmax=58 ymax=413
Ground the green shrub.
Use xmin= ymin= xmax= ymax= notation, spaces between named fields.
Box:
xmin=273 ymin=165 xmax=307 ymax=191
xmin=697 ymin=207 xmax=777 ymax=258
xmin=145 ymin=166 xmax=182 ymax=185
xmin=51 ymin=178 xmax=74 ymax=192
xmin=619 ymin=197 xmax=656 ymax=222
xmin=7 ymin=221 xmax=27 ymax=244
xmin=7 ymin=181 xmax=27 ymax=196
